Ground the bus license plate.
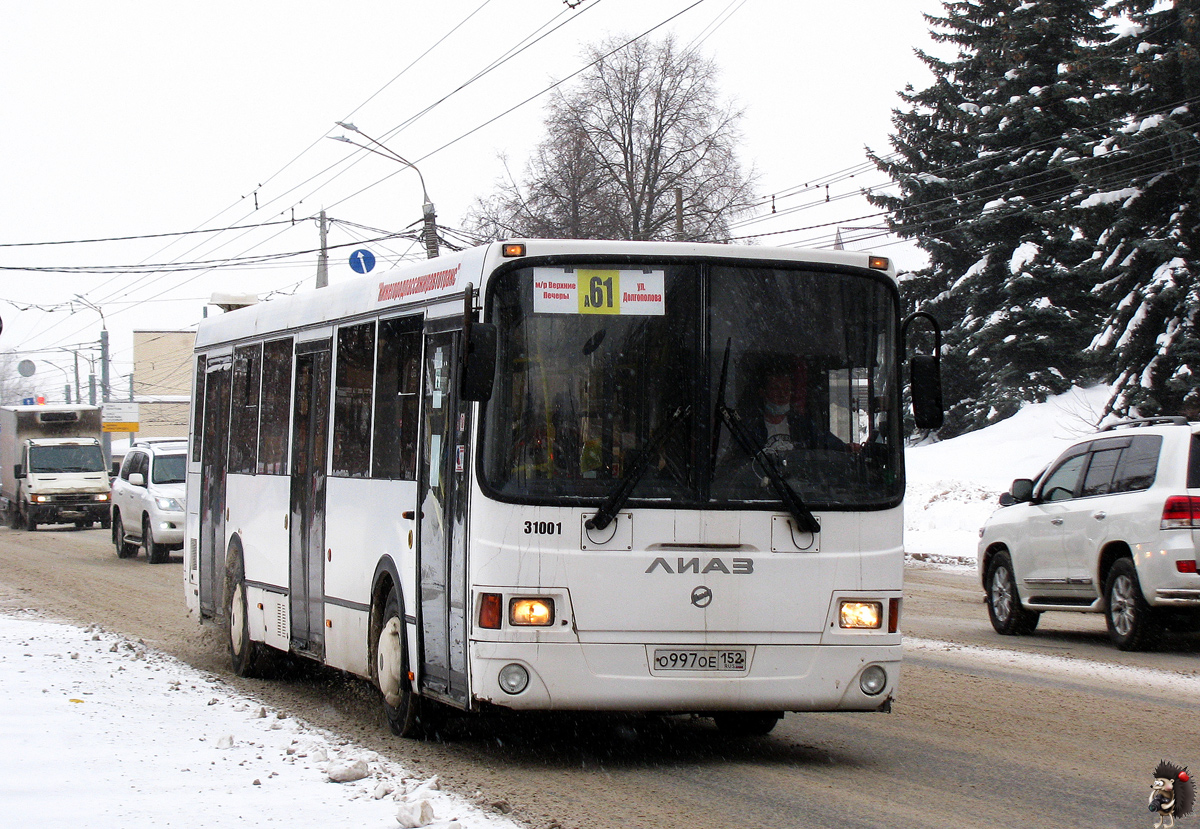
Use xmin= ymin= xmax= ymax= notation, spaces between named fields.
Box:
xmin=652 ymin=649 xmax=747 ymax=673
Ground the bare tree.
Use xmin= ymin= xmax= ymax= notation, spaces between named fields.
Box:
xmin=467 ymin=35 xmax=755 ymax=242
xmin=0 ymin=353 xmax=38 ymax=406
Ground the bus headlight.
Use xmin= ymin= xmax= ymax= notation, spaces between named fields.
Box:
xmin=839 ymin=600 xmax=882 ymax=629
xmin=498 ymin=663 xmax=529 ymax=695
xmin=859 ymin=665 xmax=888 ymax=696
xmin=510 ymin=598 xmax=554 ymax=626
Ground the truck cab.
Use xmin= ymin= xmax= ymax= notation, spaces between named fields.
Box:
xmin=0 ymin=405 xmax=111 ymax=531
xmin=13 ymin=437 xmax=111 ymax=530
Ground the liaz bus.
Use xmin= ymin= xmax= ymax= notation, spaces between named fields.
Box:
xmin=184 ymin=239 xmax=942 ymax=737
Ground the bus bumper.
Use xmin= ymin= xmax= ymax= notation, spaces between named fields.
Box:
xmin=469 ymin=641 xmax=899 ymax=713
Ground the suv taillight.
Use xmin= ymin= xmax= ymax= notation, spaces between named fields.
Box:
xmin=1161 ymin=496 xmax=1200 ymax=529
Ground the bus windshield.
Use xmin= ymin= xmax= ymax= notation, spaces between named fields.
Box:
xmin=29 ymin=443 xmax=106 ymax=474
xmin=481 ymin=261 xmax=902 ymax=510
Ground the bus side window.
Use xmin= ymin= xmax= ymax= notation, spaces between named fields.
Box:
xmin=257 ymin=338 xmax=293 ymax=475
xmin=229 ymin=343 xmax=262 ymax=474
xmin=373 ymin=317 xmax=422 ymax=480
xmin=191 ymin=354 xmax=207 ymax=464
xmin=333 ymin=322 xmax=376 ymax=478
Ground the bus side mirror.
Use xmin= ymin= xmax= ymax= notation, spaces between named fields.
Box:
xmin=903 ymin=311 xmax=944 ymax=431
xmin=461 ymin=323 xmax=497 ymax=402
xmin=13 ymin=464 xmax=24 ymax=480
xmin=910 ymin=354 xmax=943 ymax=430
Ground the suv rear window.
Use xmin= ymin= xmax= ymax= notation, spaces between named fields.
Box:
xmin=1112 ymin=435 xmax=1161 ymax=492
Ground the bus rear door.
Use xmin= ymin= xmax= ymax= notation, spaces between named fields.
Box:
xmin=289 ymin=339 xmax=331 ymax=657
xmin=198 ymin=354 xmax=231 ymax=617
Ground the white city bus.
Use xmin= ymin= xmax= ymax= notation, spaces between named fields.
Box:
xmin=184 ymin=239 xmax=941 ymax=737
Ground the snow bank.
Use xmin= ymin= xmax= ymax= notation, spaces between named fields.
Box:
xmin=0 ymin=611 xmax=522 ymax=829
xmin=904 ymin=385 xmax=1113 ymax=563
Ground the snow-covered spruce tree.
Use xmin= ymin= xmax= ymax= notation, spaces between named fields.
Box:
xmin=870 ymin=0 xmax=1114 ymax=436
xmin=1074 ymin=0 xmax=1200 ymax=418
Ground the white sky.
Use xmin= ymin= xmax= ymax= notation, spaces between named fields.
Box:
xmin=1 ymin=0 xmax=943 ymax=399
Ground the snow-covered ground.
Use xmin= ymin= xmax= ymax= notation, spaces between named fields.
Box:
xmin=0 ymin=385 xmax=1122 ymax=828
xmin=0 ymin=609 xmax=524 ymax=829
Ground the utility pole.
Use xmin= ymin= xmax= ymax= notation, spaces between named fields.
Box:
xmin=316 ymin=210 xmax=330 ymax=288
xmin=674 ymin=188 xmax=684 ymax=241
xmin=100 ymin=327 xmax=111 ymax=467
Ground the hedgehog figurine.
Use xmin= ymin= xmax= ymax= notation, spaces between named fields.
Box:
xmin=1150 ymin=760 xmax=1195 ymax=829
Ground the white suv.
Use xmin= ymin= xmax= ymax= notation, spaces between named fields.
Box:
xmin=978 ymin=417 xmax=1200 ymax=650
xmin=111 ymin=439 xmax=187 ymax=564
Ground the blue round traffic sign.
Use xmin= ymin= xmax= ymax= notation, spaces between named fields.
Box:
xmin=349 ymin=249 xmax=376 ymax=274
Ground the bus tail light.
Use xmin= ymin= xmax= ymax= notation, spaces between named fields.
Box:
xmin=839 ymin=600 xmax=882 ymax=629
xmin=510 ymin=598 xmax=554 ymax=626
xmin=479 ymin=593 xmax=502 ymax=629
xmin=1162 ymin=496 xmax=1200 ymax=529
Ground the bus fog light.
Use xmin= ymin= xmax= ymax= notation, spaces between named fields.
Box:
xmin=498 ymin=663 xmax=529 ymax=695
xmin=839 ymin=600 xmax=882 ymax=629
xmin=859 ymin=665 xmax=887 ymax=696
xmin=510 ymin=598 xmax=554 ymax=626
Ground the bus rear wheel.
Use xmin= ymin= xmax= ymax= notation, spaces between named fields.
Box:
xmin=375 ymin=586 xmax=422 ymax=737
xmin=227 ymin=557 xmax=270 ymax=677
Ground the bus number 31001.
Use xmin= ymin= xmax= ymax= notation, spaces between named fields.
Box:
xmin=524 ymin=521 xmax=562 ymax=535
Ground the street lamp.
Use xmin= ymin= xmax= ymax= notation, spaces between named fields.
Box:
xmin=330 ymin=122 xmax=440 ymax=259
xmin=40 ymin=360 xmax=73 ymax=404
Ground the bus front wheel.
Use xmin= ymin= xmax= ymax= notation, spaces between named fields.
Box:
xmin=375 ymin=586 xmax=421 ymax=738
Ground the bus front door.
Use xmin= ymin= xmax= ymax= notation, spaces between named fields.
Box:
xmin=289 ymin=341 xmax=331 ymax=657
xmin=417 ymin=327 xmax=470 ymax=707
xmin=198 ymin=356 xmax=231 ymax=617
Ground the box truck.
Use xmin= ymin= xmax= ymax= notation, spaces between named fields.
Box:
xmin=0 ymin=405 xmax=111 ymax=531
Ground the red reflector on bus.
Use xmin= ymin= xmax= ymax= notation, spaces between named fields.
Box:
xmin=1161 ymin=496 xmax=1200 ymax=529
xmin=888 ymin=597 xmax=901 ymax=633
xmin=479 ymin=593 xmax=502 ymax=629
xmin=1178 ymin=560 xmax=1198 ymax=574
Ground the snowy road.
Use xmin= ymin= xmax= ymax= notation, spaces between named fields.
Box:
xmin=2 ymin=525 xmax=1198 ymax=828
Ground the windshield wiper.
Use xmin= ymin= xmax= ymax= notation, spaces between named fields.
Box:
xmin=710 ymin=339 xmax=819 ymax=535
xmin=716 ymin=404 xmax=821 ymax=534
xmin=586 ymin=404 xmax=692 ymax=532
